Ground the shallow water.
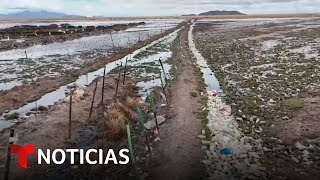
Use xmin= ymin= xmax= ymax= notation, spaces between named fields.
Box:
xmin=0 ymin=20 xmax=181 ymax=91
xmin=197 ymin=18 xmax=318 ymax=30
xmin=261 ymin=39 xmax=280 ymax=51
xmin=0 ymin=28 xmax=181 ymax=131
xmin=127 ymin=31 xmax=178 ymax=99
xmin=0 ymin=19 xmax=183 ymax=29
xmin=137 ymin=78 xmax=162 ymax=100
xmin=188 ymin=23 xmax=221 ymax=92
xmin=200 ymin=67 xmax=221 ymax=91
xmin=0 ymin=120 xmax=14 ymax=130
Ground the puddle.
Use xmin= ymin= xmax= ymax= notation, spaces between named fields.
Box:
xmin=137 ymin=79 xmax=162 ymax=100
xmin=289 ymin=45 xmax=319 ymax=59
xmin=0 ymin=80 xmax=23 ymax=91
xmin=261 ymin=39 xmax=280 ymax=51
xmin=200 ymin=67 xmax=221 ymax=91
xmin=0 ymin=120 xmax=14 ymax=130
xmin=0 ymin=28 xmax=181 ymax=131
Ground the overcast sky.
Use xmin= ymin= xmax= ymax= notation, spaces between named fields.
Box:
xmin=0 ymin=0 xmax=319 ymax=17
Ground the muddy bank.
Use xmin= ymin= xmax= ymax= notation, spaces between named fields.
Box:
xmin=0 ymin=74 xmax=138 ymax=179
xmin=0 ymin=22 xmax=145 ymax=52
xmin=0 ymin=21 xmax=186 ymax=116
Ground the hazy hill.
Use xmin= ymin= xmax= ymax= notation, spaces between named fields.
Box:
xmin=181 ymin=14 xmax=197 ymax=16
xmin=0 ymin=10 xmax=83 ymax=18
xmin=199 ymin=10 xmax=245 ymax=16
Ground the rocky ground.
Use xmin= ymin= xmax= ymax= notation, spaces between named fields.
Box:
xmin=193 ymin=19 xmax=320 ymax=179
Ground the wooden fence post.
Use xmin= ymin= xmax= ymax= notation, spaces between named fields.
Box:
xmin=69 ymin=91 xmax=73 ymax=139
xmin=4 ymin=129 xmax=14 ymax=180
xmin=159 ymin=72 xmax=168 ymax=105
xmin=101 ymin=66 xmax=106 ymax=105
xmin=89 ymin=79 xmax=99 ymax=121
xmin=115 ymin=62 xmax=122 ymax=97
xmin=158 ymin=58 xmax=167 ymax=82
xmin=123 ymin=58 xmax=128 ymax=85
xmin=110 ymin=32 xmax=115 ymax=52
xmin=150 ymin=93 xmax=159 ymax=135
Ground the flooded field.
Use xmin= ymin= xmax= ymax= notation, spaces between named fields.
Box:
xmin=194 ymin=18 xmax=320 ymax=178
xmin=110 ymin=30 xmax=179 ymax=99
xmin=0 ymin=19 xmax=181 ymax=91
xmin=0 ymin=26 xmax=180 ymax=130
xmin=0 ymin=19 xmax=181 ymax=179
xmin=1 ymin=15 xmax=320 ymax=179
xmin=0 ymin=19 xmax=182 ymax=29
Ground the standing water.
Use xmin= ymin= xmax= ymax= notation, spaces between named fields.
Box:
xmin=188 ymin=21 xmax=265 ymax=178
xmin=188 ymin=22 xmax=221 ymax=91
xmin=0 ymin=28 xmax=181 ymax=131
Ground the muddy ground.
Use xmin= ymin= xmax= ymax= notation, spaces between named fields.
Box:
xmin=194 ymin=18 xmax=320 ymax=179
xmin=0 ymin=22 xmax=185 ymax=116
xmin=0 ymin=75 xmax=137 ymax=179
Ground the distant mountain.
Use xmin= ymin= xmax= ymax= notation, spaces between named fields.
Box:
xmin=0 ymin=10 xmax=84 ymax=18
xmin=181 ymin=14 xmax=197 ymax=16
xmin=199 ymin=10 xmax=245 ymax=16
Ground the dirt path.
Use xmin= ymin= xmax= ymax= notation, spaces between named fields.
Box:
xmin=149 ymin=25 xmax=204 ymax=180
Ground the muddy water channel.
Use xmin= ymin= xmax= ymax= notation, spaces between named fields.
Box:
xmin=110 ymin=30 xmax=179 ymax=100
xmin=0 ymin=28 xmax=180 ymax=131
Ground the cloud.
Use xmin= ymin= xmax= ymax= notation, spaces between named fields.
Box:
xmin=0 ymin=0 xmax=319 ymax=17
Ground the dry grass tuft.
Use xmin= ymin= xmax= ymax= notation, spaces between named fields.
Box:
xmin=115 ymin=101 xmax=137 ymax=122
xmin=126 ymin=97 xmax=140 ymax=110
xmin=106 ymin=107 xmax=127 ymax=135
xmin=105 ymin=98 xmax=140 ymax=136
xmin=119 ymin=85 xmax=138 ymax=100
